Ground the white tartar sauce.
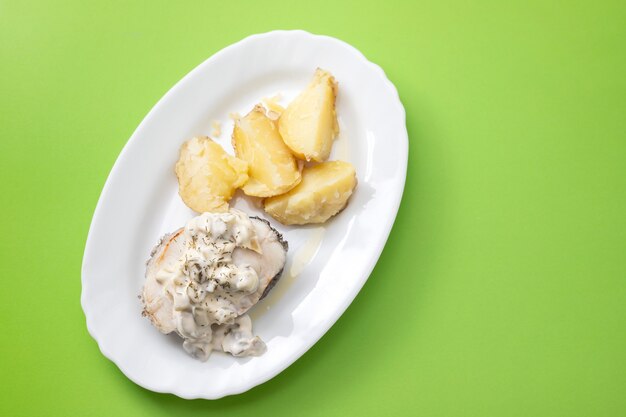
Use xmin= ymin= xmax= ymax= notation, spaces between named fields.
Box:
xmin=153 ymin=211 xmax=267 ymax=360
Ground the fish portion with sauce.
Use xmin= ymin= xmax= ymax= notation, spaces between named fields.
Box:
xmin=142 ymin=209 xmax=287 ymax=361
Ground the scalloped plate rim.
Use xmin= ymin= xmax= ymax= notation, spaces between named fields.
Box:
xmin=81 ymin=30 xmax=408 ymax=399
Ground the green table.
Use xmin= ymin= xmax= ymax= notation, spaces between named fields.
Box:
xmin=1 ymin=1 xmax=624 ymax=415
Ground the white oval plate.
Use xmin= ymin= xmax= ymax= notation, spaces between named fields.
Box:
xmin=82 ymin=30 xmax=407 ymax=399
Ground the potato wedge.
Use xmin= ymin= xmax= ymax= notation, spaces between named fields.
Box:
xmin=175 ymin=136 xmax=248 ymax=213
xmin=232 ymin=106 xmax=301 ymax=197
xmin=278 ymin=69 xmax=339 ymax=162
xmin=264 ymin=161 xmax=357 ymax=225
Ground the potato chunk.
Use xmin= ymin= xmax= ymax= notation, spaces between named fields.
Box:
xmin=232 ymin=106 xmax=301 ymax=197
xmin=175 ymin=136 xmax=248 ymax=213
xmin=278 ymin=69 xmax=339 ymax=162
xmin=264 ymin=161 xmax=356 ymax=225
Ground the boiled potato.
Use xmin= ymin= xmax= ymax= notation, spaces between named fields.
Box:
xmin=232 ymin=105 xmax=301 ymax=197
xmin=262 ymin=94 xmax=285 ymax=120
xmin=175 ymin=136 xmax=248 ymax=213
xmin=264 ymin=161 xmax=356 ymax=225
xmin=278 ymin=69 xmax=339 ymax=162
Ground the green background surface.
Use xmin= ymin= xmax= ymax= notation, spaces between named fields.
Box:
xmin=1 ymin=1 xmax=625 ymax=416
